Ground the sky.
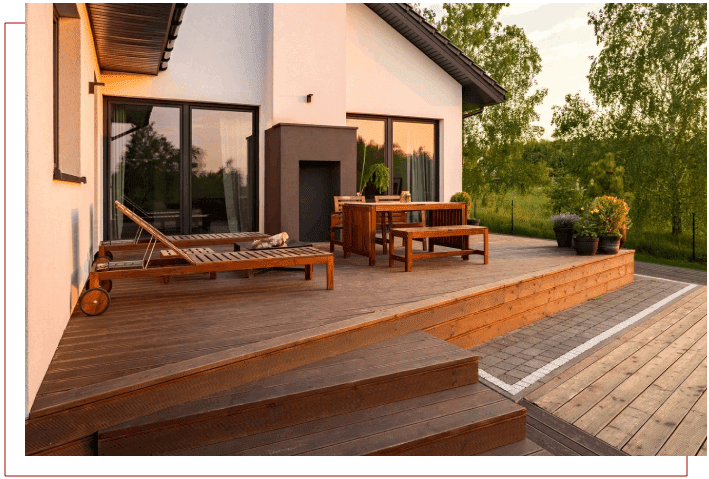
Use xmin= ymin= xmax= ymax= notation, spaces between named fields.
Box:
xmin=421 ymin=2 xmax=605 ymax=139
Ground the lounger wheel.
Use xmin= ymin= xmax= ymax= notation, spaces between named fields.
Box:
xmin=92 ymin=255 xmax=112 ymax=267
xmin=85 ymin=278 xmax=112 ymax=293
xmin=79 ymin=288 xmax=111 ymax=316
xmin=93 ymin=251 xmax=113 ymax=262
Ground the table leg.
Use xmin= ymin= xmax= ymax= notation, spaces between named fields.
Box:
xmin=405 ymin=235 xmax=413 ymax=272
xmin=305 ymin=264 xmax=313 ymax=280
xmin=462 ymin=234 xmax=470 ymax=261
xmin=484 ymin=229 xmax=489 ymax=264
xmin=381 ymin=212 xmax=388 ymax=255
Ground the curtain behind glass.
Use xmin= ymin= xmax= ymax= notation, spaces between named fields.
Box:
xmin=192 ymin=109 xmax=255 ymax=233
xmin=393 ymin=121 xmax=436 ymax=202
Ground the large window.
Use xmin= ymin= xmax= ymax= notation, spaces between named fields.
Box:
xmin=346 ymin=115 xmax=438 ymax=201
xmin=104 ymin=98 xmax=258 ymax=240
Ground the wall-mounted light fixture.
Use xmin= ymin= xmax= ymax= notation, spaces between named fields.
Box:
xmin=89 ymin=73 xmax=105 ymax=94
xmin=306 ymin=94 xmax=314 ymax=103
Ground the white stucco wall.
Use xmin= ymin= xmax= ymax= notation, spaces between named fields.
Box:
xmin=268 ymin=3 xmax=347 ymax=127
xmin=25 ymin=3 xmax=102 ymax=413
xmin=345 ymin=4 xmax=463 ymax=200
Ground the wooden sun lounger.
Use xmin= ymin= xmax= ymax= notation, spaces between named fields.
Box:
xmin=96 ymin=232 xmax=269 ymax=262
xmin=79 ymin=201 xmax=334 ymax=316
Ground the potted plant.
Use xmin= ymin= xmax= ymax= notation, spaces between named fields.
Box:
xmin=573 ymin=216 xmax=599 ymax=256
xmin=549 ymin=213 xmax=579 ymax=247
xmin=359 ymin=163 xmax=390 ymax=198
xmin=590 ymin=196 xmax=631 ymax=254
xmin=450 ymin=191 xmax=479 ymax=225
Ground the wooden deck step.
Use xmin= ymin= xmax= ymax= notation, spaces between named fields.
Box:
xmin=171 ymin=383 xmax=526 ymax=455
xmin=476 ymin=438 xmax=551 ymax=456
xmin=98 ymin=331 xmax=480 ymax=455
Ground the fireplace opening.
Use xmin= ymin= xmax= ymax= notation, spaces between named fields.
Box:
xmin=299 ymin=161 xmax=341 ymax=242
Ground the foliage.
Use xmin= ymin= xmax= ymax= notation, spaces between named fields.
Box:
xmin=587 ymin=153 xmax=627 ymax=199
xmin=549 ymin=213 xmax=580 ymax=230
xmin=361 ymin=163 xmax=390 ymax=194
xmin=587 ymin=3 xmax=707 ymax=234
xmin=450 ymin=191 xmax=473 ymax=218
xmin=590 ymin=196 xmax=631 ymax=236
xmin=546 ymin=175 xmax=585 ymax=216
xmin=425 ymin=3 xmax=548 ymax=200
xmin=574 ymin=217 xmax=600 ymax=238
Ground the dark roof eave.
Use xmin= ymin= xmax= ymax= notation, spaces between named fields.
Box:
xmin=365 ymin=3 xmax=507 ymax=107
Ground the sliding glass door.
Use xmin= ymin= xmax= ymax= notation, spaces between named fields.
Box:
xmin=107 ymin=104 xmax=181 ymax=239
xmin=105 ymin=98 xmax=258 ymax=240
xmin=346 ymin=114 xmax=438 ymax=201
xmin=191 ymin=108 xmax=257 ymax=234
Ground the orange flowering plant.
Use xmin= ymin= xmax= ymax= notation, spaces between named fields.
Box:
xmin=590 ymin=196 xmax=631 ymax=237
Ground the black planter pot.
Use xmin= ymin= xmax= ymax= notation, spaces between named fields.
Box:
xmin=598 ymin=236 xmax=621 ymax=254
xmin=575 ymin=236 xmax=599 ymax=256
xmin=467 ymin=219 xmax=481 ymax=226
xmin=553 ymin=227 xmax=574 ymax=247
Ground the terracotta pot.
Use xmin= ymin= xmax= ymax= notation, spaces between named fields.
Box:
xmin=467 ymin=219 xmax=481 ymax=226
xmin=575 ymin=236 xmax=599 ymax=256
xmin=619 ymin=226 xmax=627 ymax=249
xmin=553 ymin=227 xmax=573 ymax=247
xmin=598 ymin=236 xmax=621 ymax=254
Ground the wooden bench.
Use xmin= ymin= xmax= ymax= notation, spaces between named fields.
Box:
xmin=388 ymin=225 xmax=488 ymax=272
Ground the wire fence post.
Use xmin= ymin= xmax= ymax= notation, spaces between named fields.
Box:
xmin=692 ymin=212 xmax=696 ymax=262
xmin=473 ymin=200 xmax=476 ymax=219
xmin=511 ymin=199 xmax=514 ymax=235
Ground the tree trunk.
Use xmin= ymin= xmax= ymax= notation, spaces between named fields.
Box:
xmin=671 ymin=215 xmax=682 ymax=235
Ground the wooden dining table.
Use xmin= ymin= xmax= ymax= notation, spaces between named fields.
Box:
xmin=341 ymin=201 xmax=468 ymax=266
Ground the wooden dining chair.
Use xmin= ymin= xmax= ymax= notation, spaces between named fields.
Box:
xmin=374 ymin=195 xmax=427 ymax=250
xmin=330 ymin=195 xmax=366 ymax=252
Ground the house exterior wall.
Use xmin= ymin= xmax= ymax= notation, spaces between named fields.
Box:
xmin=268 ymin=3 xmax=347 ymax=127
xmin=25 ymin=3 xmax=103 ymax=413
xmin=345 ymin=4 xmax=463 ymax=201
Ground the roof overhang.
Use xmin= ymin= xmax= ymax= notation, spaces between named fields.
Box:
xmin=86 ymin=3 xmax=188 ymax=76
xmin=365 ymin=3 xmax=507 ymax=116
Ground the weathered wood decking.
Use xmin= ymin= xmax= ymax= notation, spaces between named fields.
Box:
xmin=525 ymin=285 xmax=707 ymax=456
xmin=27 ymin=235 xmax=635 ymax=455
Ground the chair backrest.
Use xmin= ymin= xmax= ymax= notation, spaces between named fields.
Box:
xmin=374 ymin=195 xmax=408 ymax=222
xmin=115 ymin=201 xmax=197 ymax=265
xmin=374 ymin=195 xmax=402 ymax=203
xmin=333 ymin=195 xmax=365 ymax=213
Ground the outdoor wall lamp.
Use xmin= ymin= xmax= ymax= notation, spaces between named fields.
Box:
xmin=306 ymin=94 xmax=314 ymax=103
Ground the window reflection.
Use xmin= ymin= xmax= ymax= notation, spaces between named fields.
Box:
xmin=346 ymin=118 xmax=386 ymax=197
xmin=393 ymin=121 xmax=436 ymax=202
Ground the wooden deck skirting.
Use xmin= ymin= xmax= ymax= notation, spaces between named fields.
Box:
xmin=26 ymin=248 xmax=634 ymax=455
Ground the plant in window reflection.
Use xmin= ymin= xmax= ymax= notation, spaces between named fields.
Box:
xmin=360 ymin=163 xmax=390 ymax=195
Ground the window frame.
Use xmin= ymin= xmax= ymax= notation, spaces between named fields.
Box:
xmin=52 ymin=6 xmax=86 ymax=184
xmin=102 ymin=96 xmax=260 ymax=239
xmin=346 ymin=113 xmax=439 ymax=199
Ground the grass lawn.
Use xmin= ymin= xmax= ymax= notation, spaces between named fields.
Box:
xmin=472 ymin=189 xmax=707 ymax=270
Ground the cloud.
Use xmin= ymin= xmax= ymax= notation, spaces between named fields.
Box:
xmin=527 ymin=16 xmax=588 ymax=44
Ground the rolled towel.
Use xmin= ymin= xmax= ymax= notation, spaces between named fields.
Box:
xmin=251 ymin=232 xmax=289 ymax=249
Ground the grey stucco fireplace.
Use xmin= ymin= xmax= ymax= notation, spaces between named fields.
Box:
xmin=264 ymin=123 xmax=358 ymax=241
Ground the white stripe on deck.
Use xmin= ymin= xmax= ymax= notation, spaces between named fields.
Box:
xmin=479 ymin=283 xmax=699 ymax=396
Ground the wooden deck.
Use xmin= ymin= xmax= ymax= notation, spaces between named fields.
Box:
xmin=27 ymin=235 xmax=635 ymax=455
xmin=525 ymin=285 xmax=707 ymax=456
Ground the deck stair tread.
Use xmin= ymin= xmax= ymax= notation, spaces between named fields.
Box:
xmin=172 ymin=383 xmax=526 ymax=456
xmin=98 ymin=331 xmax=482 ymax=455
xmin=475 ymin=438 xmax=551 ymax=456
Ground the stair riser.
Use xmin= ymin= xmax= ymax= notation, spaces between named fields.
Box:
xmin=386 ymin=414 xmax=526 ymax=456
xmin=98 ymin=360 xmax=479 ymax=456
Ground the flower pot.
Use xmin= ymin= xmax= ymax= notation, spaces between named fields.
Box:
xmin=598 ymin=236 xmax=621 ymax=254
xmin=619 ymin=226 xmax=627 ymax=249
xmin=553 ymin=227 xmax=573 ymax=247
xmin=467 ymin=219 xmax=480 ymax=226
xmin=575 ymin=236 xmax=599 ymax=256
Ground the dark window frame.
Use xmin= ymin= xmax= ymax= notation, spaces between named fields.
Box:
xmin=53 ymin=6 xmax=86 ymax=184
xmin=102 ymin=96 xmax=260 ymax=239
xmin=346 ymin=113 xmax=439 ymax=199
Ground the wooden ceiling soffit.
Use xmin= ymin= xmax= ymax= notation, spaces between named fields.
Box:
xmin=87 ymin=3 xmax=187 ymax=76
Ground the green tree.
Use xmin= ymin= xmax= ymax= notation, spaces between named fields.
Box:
xmin=424 ymin=3 xmax=548 ymax=200
xmin=588 ymin=3 xmax=707 ymax=234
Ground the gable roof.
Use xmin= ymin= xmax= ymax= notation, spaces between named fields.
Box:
xmin=365 ymin=3 xmax=507 ymax=114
